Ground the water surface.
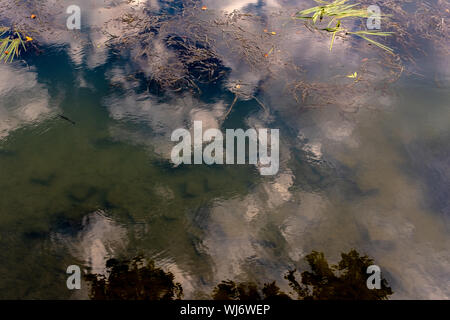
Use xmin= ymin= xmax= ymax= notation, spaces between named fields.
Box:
xmin=0 ymin=0 xmax=449 ymax=299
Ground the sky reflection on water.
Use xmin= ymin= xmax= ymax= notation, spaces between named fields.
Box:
xmin=0 ymin=0 xmax=449 ymax=299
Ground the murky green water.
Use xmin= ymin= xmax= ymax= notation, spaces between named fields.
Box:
xmin=0 ymin=0 xmax=449 ymax=299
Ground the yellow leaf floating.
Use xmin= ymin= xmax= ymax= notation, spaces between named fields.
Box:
xmin=346 ymin=72 xmax=358 ymax=79
xmin=265 ymin=46 xmax=274 ymax=57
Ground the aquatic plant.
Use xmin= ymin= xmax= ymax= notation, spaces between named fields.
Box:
xmin=104 ymin=2 xmax=282 ymax=95
xmin=294 ymin=0 xmax=394 ymax=54
xmin=0 ymin=27 xmax=28 ymax=63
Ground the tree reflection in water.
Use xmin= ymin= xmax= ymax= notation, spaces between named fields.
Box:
xmin=86 ymin=249 xmax=392 ymax=300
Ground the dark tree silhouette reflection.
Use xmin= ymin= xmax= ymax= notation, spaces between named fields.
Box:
xmin=85 ymin=250 xmax=392 ymax=300
xmin=85 ymin=256 xmax=183 ymax=300
xmin=212 ymin=280 xmax=291 ymax=301
xmin=285 ymin=250 xmax=393 ymax=300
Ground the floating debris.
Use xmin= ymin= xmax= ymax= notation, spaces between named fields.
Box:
xmin=58 ymin=114 xmax=76 ymax=125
